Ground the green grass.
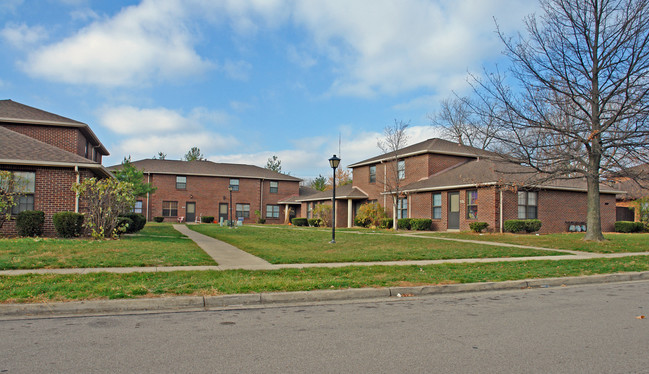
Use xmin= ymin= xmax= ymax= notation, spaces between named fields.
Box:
xmin=0 ymin=223 xmax=216 ymax=270
xmin=426 ymin=232 xmax=649 ymax=253
xmin=2 ymin=256 xmax=648 ymax=303
xmin=189 ymin=225 xmax=566 ymax=263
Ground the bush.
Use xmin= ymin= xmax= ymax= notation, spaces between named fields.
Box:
xmin=410 ymin=218 xmax=432 ymax=231
xmin=615 ymin=221 xmax=645 ymax=233
xmin=153 ymin=216 xmax=164 ymax=223
xmin=308 ymin=218 xmax=321 ymax=227
xmin=504 ymin=219 xmax=542 ymax=233
xmin=257 ymin=218 xmax=266 ymax=224
xmin=16 ymin=210 xmax=44 ymax=237
xmin=313 ymin=204 xmax=332 ymax=227
xmin=201 ymin=216 xmax=215 ymax=224
xmin=291 ymin=218 xmax=308 ymax=226
xmin=53 ymin=212 xmax=84 ymax=238
xmin=116 ymin=217 xmax=133 ymax=236
xmin=355 ymin=202 xmax=387 ymax=228
xmin=379 ymin=218 xmax=393 ymax=229
xmin=120 ymin=213 xmax=146 ymax=233
xmin=469 ymin=222 xmax=489 ymax=233
xmin=397 ymin=218 xmax=411 ymax=230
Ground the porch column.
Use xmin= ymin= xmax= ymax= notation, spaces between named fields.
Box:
xmin=285 ymin=204 xmax=290 ymax=224
xmin=347 ymin=199 xmax=353 ymax=228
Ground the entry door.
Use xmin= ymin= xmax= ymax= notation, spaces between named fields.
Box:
xmin=219 ymin=203 xmax=229 ymax=223
xmin=448 ymin=192 xmax=460 ymax=230
xmin=186 ymin=202 xmax=196 ymax=222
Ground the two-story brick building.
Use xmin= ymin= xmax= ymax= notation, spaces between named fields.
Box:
xmin=109 ymin=159 xmax=302 ymax=224
xmin=297 ymin=138 xmax=620 ymax=233
xmin=0 ymin=100 xmax=111 ymax=236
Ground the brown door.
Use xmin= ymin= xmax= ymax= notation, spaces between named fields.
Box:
xmin=448 ymin=192 xmax=460 ymax=230
xmin=219 ymin=203 xmax=228 ymax=223
xmin=186 ymin=202 xmax=196 ymax=222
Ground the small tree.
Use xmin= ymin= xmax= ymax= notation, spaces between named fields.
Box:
xmin=0 ymin=171 xmax=27 ymax=230
xmin=327 ymin=168 xmax=352 ymax=188
xmin=265 ymin=155 xmax=282 ymax=173
xmin=72 ymin=178 xmax=136 ymax=239
xmin=153 ymin=152 xmax=167 ymax=160
xmin=112 ymin=157 xmax=157 ymax=197
xmin=355 ymin=202 xmax=387 ymax=228
xmin=313 ymin=203 xmax=332 ymax=227
xmin=309 ymin=174 xmax=328 ymax=191
xmin=635 ymin=197 xmax=649 ymax=225
xmin=377 ymin=120 xmax=409 ymax=231
xmin=184 ymin=147 xmax=205 ymax=161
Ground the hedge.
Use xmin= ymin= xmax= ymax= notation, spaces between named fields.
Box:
xmin=308 ymin=218 xmax=321 ymax=227
xmin=614 ymin=221 xmax=645 ymax=233
xmin=16 ymin=210 xmax=44 ymax=237
xmin=410 ymin=218 xmax=432 ymax=231
xmin=291 ymin=218 xmax=308 ymax=226
xmin=52 ymin=212 xmax=84 ymax=238
xmin=397 ymin=218 xmax=411 ymax=230
xmin=469 ymin=222 xmax=489 ymax=233
xmin=201 ymin=216 xmax=215 ymax=223
xmin=379 ymin=218 xmax=393 ymax=229
xmin=120 ymin=213 xmax=146 ymax=233
xmin=153 ymin=216 xmax=164 ymax=223
xmin=504 ymin=219 xmax=542 ymax=233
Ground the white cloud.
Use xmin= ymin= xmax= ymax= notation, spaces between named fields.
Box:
xmin=1 ymin=23 xmax=48 ymax=48
xmin=113 ymin=132 xmax=238 ymax=163
xmin=99 ymin=106 xmax=197 ymax=135
xmin=22 ymin=0 xmax=213 ymax=86
xmin=222 ymin=60 xmax=252 ymax=81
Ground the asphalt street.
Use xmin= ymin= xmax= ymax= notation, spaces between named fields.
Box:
xmin=1 ymin=280 xmax=648 ymax=373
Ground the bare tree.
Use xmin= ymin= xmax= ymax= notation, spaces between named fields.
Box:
xmin=377 ymin=120 xmax=409 ymax=231
xmin=471 ymin=0 xmax=649 ymax=241
xmin=431 ymin=96 xmax=499 ymax=150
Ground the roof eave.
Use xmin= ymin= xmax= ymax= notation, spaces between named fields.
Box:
xmin=0 ymin=159 xmax=114 ymax=178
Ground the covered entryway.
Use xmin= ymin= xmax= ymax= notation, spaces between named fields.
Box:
xmin=448 ymin=192 xmax=460 ymax=230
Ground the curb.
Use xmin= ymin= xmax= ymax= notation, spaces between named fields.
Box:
xmin=2 ymin=271 xmax=649 ymax=318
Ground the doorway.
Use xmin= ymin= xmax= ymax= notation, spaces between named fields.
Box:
xmin=186 ymin=202 xmax=196 ymax=222
xmin=219 ymin=203 xmax=228 ymax=223
xmin=448 ymin=192 xmax=460 ymax=230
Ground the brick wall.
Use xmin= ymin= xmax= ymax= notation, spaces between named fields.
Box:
xmin=145 ymin=173 xmax=299 ymax=224
xmin=1 ymin=123 xmax=100 ymax=162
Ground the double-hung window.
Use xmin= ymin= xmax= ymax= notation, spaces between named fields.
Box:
xmin=176 ymin=176 xmax=186 ymax=189
xmin=397 ymin=197 xmax=407 ymax=219
xmin=8 ymin=171 xmax=35 ymax=214
xmin=397 ymin=160 xmax=405 ymax=180
xmin=432 ymin=193 xmax=442 ymax=219
xmin=266 ymin=204 xmax=280 ymax=218
xmin=269 ymin=181 xmax=278 ymax=193
xmin=518 ymin=191 xmax=538 ymax=219
xmin=466 ymin=190 xmax=478 ymax=219
xmin=133 ymin=200 xmax=143 ymax=214
xmin=236 ymin=203 xmax=250 ymax=218
xmin=162 ymin=201 xmax=178 ymax=217
xmin=230 ymin=179 xmax=239 ymax=191
xmin=369 ymin=165 xmax=376 ymax=183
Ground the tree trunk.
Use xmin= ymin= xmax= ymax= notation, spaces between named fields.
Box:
xmin=584 ymin=164 xmax=605 ymax=241
xmin=392 ymin=195 xmax=398 ymax=231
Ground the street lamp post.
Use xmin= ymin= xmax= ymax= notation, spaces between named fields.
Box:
xmin=228 ymin=186 xmax=233 ymax=228
xmin=328 ymin=154 xmax=341 ymax=243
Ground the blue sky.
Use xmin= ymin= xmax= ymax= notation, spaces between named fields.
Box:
xmin=0 ymin=0 xmax=537 ymax=179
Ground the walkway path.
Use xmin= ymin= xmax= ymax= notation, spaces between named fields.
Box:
xmin=1 ymin=225 xmax=649 ymax=276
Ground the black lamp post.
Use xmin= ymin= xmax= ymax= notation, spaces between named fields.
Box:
xmin=328 ymin=154 xmax=341 ymax=243
xmin=228 ymin=186 xmax=233 ymax=228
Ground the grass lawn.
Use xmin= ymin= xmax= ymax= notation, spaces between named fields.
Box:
xmin=1 ymin=256 xmax=648 ymax=303
xmin=0 ymin=223 xmax=216 ymax=270
xmin=189 ymin=225 xmax=567 ymax=263
xmin=425 ymin=232 xmax=649 ymax=253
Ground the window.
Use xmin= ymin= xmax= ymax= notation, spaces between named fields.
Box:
xmin=236 ymin=203 xmax=250 ymax=218
xmin=307 ymin=202 xmax=313 ymax=219
xmin=369 ymin=165 xmax=376 ymax=183
xmin=269 ymin=181 xmax=278 ymax=193
xmin=397 ymin=197 xmax=407 ymax=219
xmin=397 ymin=160 xmax=405 ymax=180
xmin=8 ymin=171 xmax=35 ymax=214
xmin=162 ymin=201 xmax=178 ymax=217
xmin=176 ymin=176 xmax=186 ymax=189
xmin=266 ymin=204 xmax=280 ymax=218
xmin=518 ymin=191 xmax=538 ymax=219
xmin=467 ymin=190 xmax=478 ymax=219
xmin=132 ymin=200 xmax=143 ymax=214
xmin=432 ymin=193 xmax=442 ymax=219
xmin=230 ymin=179 xmax=239 ymax=191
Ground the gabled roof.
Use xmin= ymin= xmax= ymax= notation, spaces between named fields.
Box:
xmin=0 ymin=126 xmax=112 ymax=177
xmin=278 ymin=186 xmax=320 ymax=204
xmin=0 ymin=99 xmax=109 ymax=155
xmin=109 ymin=159 xmax=302 ymax=182
xmin=348 ymin=138 xmax=493 ymax=168
xmin=296 ymin=184 xmax=368 ymax=202
xmin=400 ymin=157 xmax=621 ymax=194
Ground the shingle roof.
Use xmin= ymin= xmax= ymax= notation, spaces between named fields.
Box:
xmin=109 ymin=159 xmax=302 ymax=182
xmin=348 ymin=138 xmax=494 ymax=168
xmin=400 ymin=158 xmax=621 ymax=194
xmin=278 ymin=186 xmax=320 ymax=204
xmin=0 ymin=126 xmax=111 ymax=177
xmin=0 ymin=99 xmax=108 ymax=155
xmin=296 ymin=184 xmax=368 ymax=202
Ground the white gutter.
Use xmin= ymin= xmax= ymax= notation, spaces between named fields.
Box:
xmin=74 ymin=165 xmax=80 ymax=213
xmin=0 ymin=159 xmax=114 ymax=178
xmin=499 ymin=189 xmax=503 ymax=233
xmin=146 ymin=172 xmax=151 ymax=222
xmin=398 ymin=181 xmax=621 ymax=195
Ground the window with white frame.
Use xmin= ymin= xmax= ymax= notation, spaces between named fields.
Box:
xmin=133 ymin=200 xmax=143 ymax=214
xmin=8 ymin=171 xmax=35 ymax=214
xmin=162 ymin=201 xmax=178 ymax=217
xmin=176 ymin=176 xmax=186 ymax=189
xmin=467 ymin=190 xmax=478 ymax=219
xmin=518 ymin=191 xmax=538 ymax=219
xmin=369 ymin=165 xmax=376 ymax=183
xmin=236 ymin=203 xmax=250 ymax=218
xmin=397 ymin=160 xmax=405 ymax=180
xmin=269 ymin=181 xmax=278 ymax=193
xmin=432 ymin=193 xmax=442 ymax=219
xmin=397 ymin=197 xmax=407 ymax=219
xmin=266 ymin=204 xmax=280 ymax=218
xmin=230 ymin=179 xmax=239 ymax=191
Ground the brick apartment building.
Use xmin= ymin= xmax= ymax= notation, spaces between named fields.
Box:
xmin=296 ymin=138 xmax=620 ymax=233
xmin=109 ymin=159 xmax=302 ymax=224
xmin=0 ymin=100 xmax=111 ymax=236
xmin=613 ymin=164 xmax=649 ymax=222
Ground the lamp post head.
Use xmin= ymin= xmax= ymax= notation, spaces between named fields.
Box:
xmin=228 ymin=186 xmax=233 ymax=192
xmin=329 ymin=154 xmax=341 ymax=169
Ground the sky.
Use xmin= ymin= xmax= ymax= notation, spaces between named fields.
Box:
xmin=0 ymin=0 xmax=538 ymax=180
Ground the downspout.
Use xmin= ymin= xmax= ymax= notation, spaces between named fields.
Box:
xmin=146 ymin=172 xmax=151 ymax=222
xmin=74 ymin=166 xmax=80 ymax=213
xmin=499 ymin=189 xmax=503 ymax=233
xmin=260 ymin=179 xmax=264 ymax=219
